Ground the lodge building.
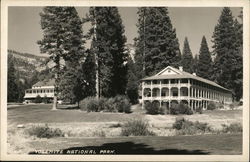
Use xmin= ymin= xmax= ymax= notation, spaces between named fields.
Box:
xmin=24 ymin=79 xmax=55 ymax=103
xmin=141 ymin=66 xmax=232 ymax=110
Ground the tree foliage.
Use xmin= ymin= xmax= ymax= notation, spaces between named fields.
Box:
xmin=197 ymin=36 xmax=213 ymax=80
xmin=38 ymin=7 xmax=90 ymax=107
xmin=87 ymin=7 xmax=128 ymax=97
xmin=181 ymin=37 xmax=193 ymax=73
xmin=8 ymin=55 xmax=19 ymax=102
xmin=212 ymin=7 xmax=243 ymax=101
xmin=135 ymin=7 xmax=181 ymax=77
xmin=126 ymin=57 xmax=139 ymax=104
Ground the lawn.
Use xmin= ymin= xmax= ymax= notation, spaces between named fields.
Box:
xmin=7 ymin=104 xmax=243 ymax=155
xmin=28 ymin=134 xmax=242 ymax=155
xmin=8 ymin=104 xmax=144 ymax=124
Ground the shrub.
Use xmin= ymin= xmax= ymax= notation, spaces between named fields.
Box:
xmin=92 ymin=130 xmax=106 ymax=137
xmin=113 ymin=95 xmax=131 ymax=113
xmin=104 ymin=98 xmax=117 ymax=112
xmin=42 ymin=95 xmax=49 ymax=104
xmin=98 ymin=97 xmax=108 ymax=111
xmin=229 ymin=103 xmax=235 ymax=110
xmin=172 ymin=117 xmax=211 ymax=135
xmin=145 ymin=101 xmax=161 ymax=115
xmin=109 ymin=123 xmax=122 ymax=128
xmin=79 ymin=97 xmax=99 ymax=112
xmin=121 ymin=120 xmax=155 ymax=136
xmin=34 ymin=95 xmax=42 ymax=103
xmin=221 ymin=123 xmax=242 ymax=133
xmin=216 ymin=102 xmax=224 ymax=109
xmin=170 ymin=103 xmax=193 ymax=115
xmin=195 ymin=106 xmax=203 ymax=114
xmin=26 ymin=124 xmax=64 ymax=138
xmin=80 ymin=96 xmax=131 ymax=113
xmin=207 ymin=101 xmax=216 ymax=110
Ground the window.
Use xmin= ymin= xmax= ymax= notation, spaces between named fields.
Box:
xmin=153 ymin=80 xmax=158 ymax=84
xmin=163 ymin=79 xmax=169 ymax=84
xmin=181 ymin=79 xmax=188 ymax=83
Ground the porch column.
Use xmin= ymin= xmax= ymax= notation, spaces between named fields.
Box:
xmin=168 ymin=80 xmax=171 ymax=98
xmin=150 ymin=81 xmax=152 ymax=101
xmin=159 ymin=80 xmax=162 ymax=107
xmin=142 ymin=85 xmax=144 ymax=109
xmin=188 ymin=79 xmax=190 ymax=104
xmin=178 ymin=79 xmax=180 ymax=102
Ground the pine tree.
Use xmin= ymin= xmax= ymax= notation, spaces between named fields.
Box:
xmin=196 ymin=36 xmax=213 ymax=80
xmin=231 ymin=10 xmax=243 ymax=101
xmin=135 ymin=7 xmax=181 ymax=77
xmin=181 ymin=37 xmax=193 ymax=73
xmin=87 ymin=7 xmax=127 ymax=97
xmin=192 ymin=54 xmax=198 ymax=74
xmin=126 ymin=57 xmax=139 ymax=104
xmin=38 ymin=7 xmax=86 ymax=109
xmin=8 ymin=55 xmax=19 ymax=102
xmin=212 ymin=7 xmax=242 ymax=101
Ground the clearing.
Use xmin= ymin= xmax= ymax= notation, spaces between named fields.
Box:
xmin=7 ymin=104 xmax=243 ymax=154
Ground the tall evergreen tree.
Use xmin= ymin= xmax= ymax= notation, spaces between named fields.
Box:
xmin=196 ymin=36 xmax=213 ymax=80
xmin=126 ymin=56 xmax=139 ymax=104
xmin=135 ymin=7 xmax=181 ymax=77
xmin=181 ymin=37 xmax=193 ymax=73
xmin=87 ymin=7 xmax=127 ymax=97
xmin=212 ymin=7 xmax=243 ymax=101
xmin=192 ymin=54 xmax=198 ymax=74
xmin=231 ymin=10 xmax=243 ymax=101
xmin=38 ymin=7 xmax=86 ymax=109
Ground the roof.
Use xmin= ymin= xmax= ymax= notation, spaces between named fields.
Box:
xmin=33 ymin=79 xmax=55 ymax=87
xmin=141 ymin=66 xmax=231 ymax=92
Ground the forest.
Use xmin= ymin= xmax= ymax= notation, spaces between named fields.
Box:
xmin=8 ymin=7 xmax=243 ymax=107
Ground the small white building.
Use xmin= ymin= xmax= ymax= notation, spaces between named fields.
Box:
xmin=24 ymin=79 xmax=55 ymax=103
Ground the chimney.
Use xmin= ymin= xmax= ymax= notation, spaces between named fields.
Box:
xmin=192 ymin=73 xmax=196 ymax=76
xmin=179 ymin=66 xmax=183 ymax=71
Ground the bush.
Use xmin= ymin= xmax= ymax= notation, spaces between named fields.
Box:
xmin=121 ymin=120 xmax=155 ymax=136
xmin=207 ymin=101 xmax=216 ymax=110
xmin=145 ymin=101 xmax=161 ymax=115
xmin=80 ymin=96 xmax=131 ymax=113
xmin=92 ymin=130 xmax=106 ymax=137
xmin=42 ymin=95 xmax=50 ymax=104
xmin=34 ymin=95 xmax=42 ymax=103
xmin=221 ymin=123 xmax=242 ymax=133
xmin=79 ymin=97 xmax=99 ymax=112
xmin=172 ymin=117 xmax=211 ymax=135
xmin=170 ymin=103 xmax=193 ymax=115
xmin=109 ymin=123 xmax=122 ymax=128
xmin=113 ymin=95 xmax=131 ymax=113
xmin=195 ymin=106 xmax=203 ymax=114
xmin=26 ymin=124 xmax=64 ymax=138
xmin=98 ymin=97 xmax=108 ymax=111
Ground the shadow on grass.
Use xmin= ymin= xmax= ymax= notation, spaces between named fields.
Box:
xmin=57 ymin=105 xmax=80 ymax=110
xmin=29 ymin=141 xmax=210 ymax=155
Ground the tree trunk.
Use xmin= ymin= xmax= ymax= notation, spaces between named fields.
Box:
xmin=93 ymin=8 xmax=100 ymax=99
xmin=52 ymin=95 xmax=57 ymax=110
xmin=52 ymin=61 xmax=59 ymax=110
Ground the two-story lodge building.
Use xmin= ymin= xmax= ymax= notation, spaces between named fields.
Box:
xmin=141 ymin=66 xmax=232 ymax=110
xmin=24 ymin=79 xmax=55 ymax=103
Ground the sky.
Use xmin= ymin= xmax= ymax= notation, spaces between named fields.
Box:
xmin=8 ymin=7 xmax=241 ymax=57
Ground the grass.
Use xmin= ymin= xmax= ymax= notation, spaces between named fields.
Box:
xmin=27 ymin=133 xmax=242 ymax=155
xmin=7 ymin=104 xmax=243 ymax=154
xmin=8 ymin=104 xmax=144 ymax=124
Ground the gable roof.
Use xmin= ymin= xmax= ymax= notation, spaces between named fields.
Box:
xmin=33 ymin=79 xmax=55 ymax=87
xmin=141 ymin=66 xmax=231 ymax=92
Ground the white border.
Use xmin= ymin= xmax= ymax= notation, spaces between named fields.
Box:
xmin=1 ymin=0 xmax=249 ymax=161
